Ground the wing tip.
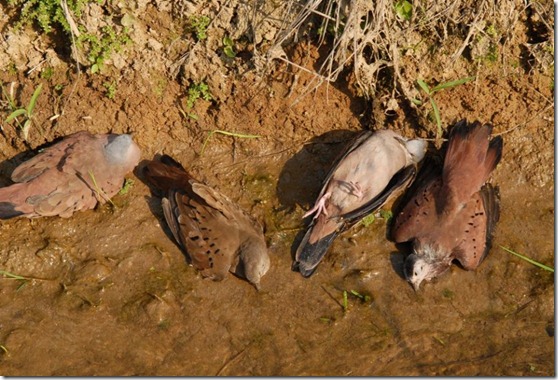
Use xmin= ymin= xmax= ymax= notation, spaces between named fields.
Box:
xmin=0 ymin=202 xmax=25 ymax=219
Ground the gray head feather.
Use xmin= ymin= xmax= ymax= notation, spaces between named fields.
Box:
xmin=105 ymin=134 xmax=133 ymax=163
xmin=405 ymin=139 xmax=427 ymax=163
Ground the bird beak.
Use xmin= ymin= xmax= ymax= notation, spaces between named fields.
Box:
xmin=411 ymin=281 xmax=420 ymax=292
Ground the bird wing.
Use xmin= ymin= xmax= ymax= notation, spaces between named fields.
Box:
xmin=452 ymin=184 xmax=500 ymax=270
xmin=25 ymin=173 xmax=97 ymax=217
xmin=192 ymin=182 xmax=264 ymax=234
xmin=314 ymin=130 xmax=374 ymax=201
xmin=10 ymin=131 xmax=89 ymax=183
xmin=342 ymin=165 xmax=416 ymax=225
xmin=390 ymin=160 xmax=442 ymax=243
xmin=165 ymin=184 xmax=241 ymax=281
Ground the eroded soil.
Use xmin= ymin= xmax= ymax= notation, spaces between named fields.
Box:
xmin=0 ymin=1 xmax=554 ymax=376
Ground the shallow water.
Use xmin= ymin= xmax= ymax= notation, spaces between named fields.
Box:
xmin=0 ymin=25 xmax=554 ymax=372
xmin=0 ymin=141 xmax=553 ymax=375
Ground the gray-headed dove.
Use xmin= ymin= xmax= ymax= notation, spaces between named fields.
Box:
xmin=0 ymin=131 xmax=141 ymax=219
xmin=391 ymin=120 xmax=503 ymax=290
xmin=293 ymin=129 xmax=427 ymax=277
xmin=143 ymin=155 xmax=270 ymax=289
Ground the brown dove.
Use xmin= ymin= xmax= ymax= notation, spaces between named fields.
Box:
xmin=143 ymin=155 xmax=270 ymax=289
xmin=391 ymin=120 xmax=503 ymax=290
xmin=293 ymin=129 xmax=427 ymax=277
xmin=0 ymin=131 xmax=141 ymax=219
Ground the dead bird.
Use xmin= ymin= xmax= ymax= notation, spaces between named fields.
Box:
xmin=143 ymin=154 xmax=270 ymax=289
xmin=293 ymin=129 xmax=427 ymax=277
xmin=0 ymin=131 xmax=141 ymax=219
xmin=391 ymin=120 xmax=503 ymax=291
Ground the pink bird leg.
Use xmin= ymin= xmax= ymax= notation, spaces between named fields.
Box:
xmin=303 ymin=192 xmax=331 ymax=219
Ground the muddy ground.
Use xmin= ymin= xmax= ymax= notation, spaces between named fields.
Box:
xmin=0 ymin=0 xmax=554 ymax=376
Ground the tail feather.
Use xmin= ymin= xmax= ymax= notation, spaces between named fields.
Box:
xmin=160 ymin=154 xmax=186 ymax=170
xmin=0 ymin=202 xmax=24 ymax=219
xmin=293 ymin=229 xmax=340 ymax=277
xmin=143 ymin=155 xmax=193 ymax=192
xmin=442 ymin=120 xmax=503 ymax=204
xmin=0 ymin=183 xmax=32 ymax=219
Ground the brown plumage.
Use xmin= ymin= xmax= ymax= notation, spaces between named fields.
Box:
xmin=0 ymin=131 xmax=141 ymax=219
xmin=143 ymin=155 xmax=270 ymax=289
xmin=391 ymin=120 xmax=503 ymax=290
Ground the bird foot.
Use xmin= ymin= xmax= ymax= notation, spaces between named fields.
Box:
xmin=303 ymin=192 xmax=331 ymax=220
xmin=348 ymin=181 xmax=363 ymax=198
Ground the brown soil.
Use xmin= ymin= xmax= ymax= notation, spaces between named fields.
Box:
xmin=0 ymin=1 xmax=554 ymax=376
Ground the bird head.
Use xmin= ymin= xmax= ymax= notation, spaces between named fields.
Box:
xmin=239 ymin=238 xmax=270 ymax=290
xmin=403 ymin=247 xmax=450 ymax=291
xmin=105 ymin=134 xmax=141 ymax=170
xmin=404 ymin=138 xmax=427 ymax=164
xmin=403 ymin=253 xmax=433 ymax=291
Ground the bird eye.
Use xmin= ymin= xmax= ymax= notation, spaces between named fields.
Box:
xmin=414 ymin=271 xmax=418 ymax=276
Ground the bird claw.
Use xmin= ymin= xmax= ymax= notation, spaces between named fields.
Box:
xmin=303 ymin=192 xmax=331 ymax=220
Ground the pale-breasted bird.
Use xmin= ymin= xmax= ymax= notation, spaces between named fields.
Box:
xmin=0 ymin=131 xmax=141 ymax=219
xmin=391 ymin=120 xmax=503 ymax=290
xmin=293 ymin=129 xmax=427 ymax=277
xmin=143 ymin=155 xmax=270 ymax=289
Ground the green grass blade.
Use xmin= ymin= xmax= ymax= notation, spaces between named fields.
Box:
xmin=430 ymin=98 xmax=442 ymax=138
xmin=200 ymin=130 xmax=215 ymax=156
xmin=417 ymin=79 xmax=431 ymax=95
xmin=27 ymin=83 xmax=43 ymax=116
xmin=5 ymin=108 xmax=26 ymax=123
xmin=0 ymin=270 xmax=27 ymax=280
xmin=88 ymin=170 xmax=115 ymax=207
xmin=1 ymin=83 xmax=16 ymax=109
xmin=431 ymin=76 xmax=475 ymax=92
xmin=410 ymin=98 xmax=423 ymax=106
xmin=199 ymin=130 xmax=261 ymax=156
xmin=211 ymin=130 xmax=261 ymax=139
xmin=350 ymin=289 xmax=370 ymax=302
xmin=500 ymin=245 xmax=554 ymax=272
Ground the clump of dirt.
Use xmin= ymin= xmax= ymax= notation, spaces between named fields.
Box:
xmin=0 ymin=0 xmax=554 ymax=376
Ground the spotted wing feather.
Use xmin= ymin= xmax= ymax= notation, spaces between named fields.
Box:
xmin=391 ymin=160 xmax=442 ymax=243
xmin=452 ymin=184 xmax=500 ymax=270
xmin=165 ymin=184 xmax=240 ymax=281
